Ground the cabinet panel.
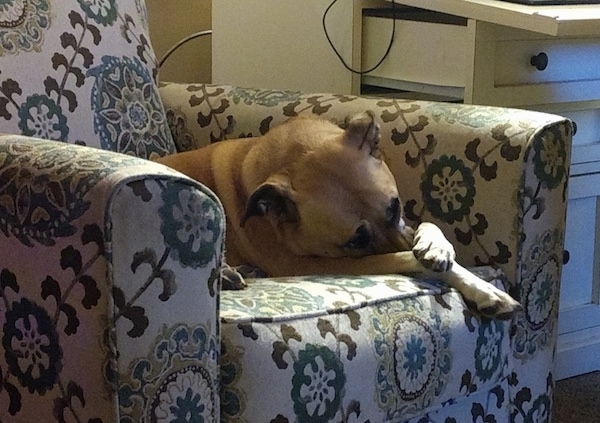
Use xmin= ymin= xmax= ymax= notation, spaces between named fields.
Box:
xmin=556 ymin=108 xmax=600 ymax=149
xmin=362 ymin=16 xmax=470 ymax=88
xmin=560 ymin=196 xmax=597 ymax=310
xmin=549 ymin=108 xmax=600 ymax=175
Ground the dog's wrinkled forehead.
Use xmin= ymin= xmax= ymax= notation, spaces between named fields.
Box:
xmin=286 ymin=112 xmax=398 ymax=206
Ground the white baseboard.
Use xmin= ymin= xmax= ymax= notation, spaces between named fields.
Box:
xmin=556 ymin=326 xmax=600 ymax=380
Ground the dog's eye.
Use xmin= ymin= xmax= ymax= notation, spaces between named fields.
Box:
xmin=345 ymin=224 xmax=371 ymax=250
xmin=387 ymin=197 xmax=401 ymax=227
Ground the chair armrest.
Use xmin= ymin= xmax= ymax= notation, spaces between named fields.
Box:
xmin=0 ymin=135 xmax=223 ymax=421
xmin=375 ymin=101 xmax=572 ymax=360
xmin=159 ymin=82 xmax=572 ymax=360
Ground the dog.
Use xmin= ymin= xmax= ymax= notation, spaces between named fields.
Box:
xmin=156 ymin=112 xmax=521 ymax=319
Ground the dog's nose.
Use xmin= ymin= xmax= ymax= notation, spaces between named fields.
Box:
xmin=395 ymin=219 xmax=414 ymax=251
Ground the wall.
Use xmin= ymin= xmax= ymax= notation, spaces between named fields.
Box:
xmin=213 ymin=0 xmax=356 ymax=93
xmin=146 ymin=0 xmax=212 ymax=83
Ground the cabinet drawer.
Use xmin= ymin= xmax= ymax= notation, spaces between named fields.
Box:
xmin=495 ymin=38 xmax=600 ymax=87
xmin=362 ymin=16 xmax=470 ymax=90
xmin=470 ymin=22 xmax=600 ymax=106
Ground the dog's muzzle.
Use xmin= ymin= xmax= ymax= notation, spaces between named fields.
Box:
xmin=395 ymin=219 xmax=415 ymax=251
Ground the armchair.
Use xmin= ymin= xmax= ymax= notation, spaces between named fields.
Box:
xmin=0 ymin=1 xmax=571 ymax=423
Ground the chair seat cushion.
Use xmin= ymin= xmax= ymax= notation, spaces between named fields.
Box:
xmin=220 ymin=267 xmax=513 ymax=422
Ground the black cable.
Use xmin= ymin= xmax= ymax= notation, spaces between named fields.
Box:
xmin=159 ymin=30 xmax=213 ymax=68
xmin=322 ymin=0 xmax=397 ymax=75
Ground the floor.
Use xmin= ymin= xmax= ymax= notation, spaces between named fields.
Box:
xmin=553 ymin=371 xmax=600 ymax=423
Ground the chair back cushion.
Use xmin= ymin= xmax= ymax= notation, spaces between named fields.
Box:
xmin=0 ymin=0 xmax=176 ymax=159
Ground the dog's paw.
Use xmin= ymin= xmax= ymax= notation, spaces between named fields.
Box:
xmin=412 ymin=223 xmax=455 ymax=272
xmin=221 ymin=265 xmax=248 ymax=290
xmin=462 ymin=282 xmax=522 ymax=320
xmin=234 ymin=264 xmax=268 ymax=279
xmin=413 ymin=241 xmax=455 ymax=272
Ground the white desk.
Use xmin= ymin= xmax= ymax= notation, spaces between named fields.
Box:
xmin=387 ymin=0 xmax=600 ymax=36
xmin=360 ymin=0 xmax=600 ymax=380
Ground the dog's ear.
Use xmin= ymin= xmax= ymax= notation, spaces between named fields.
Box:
xmin=344 ymin=110 xmax=381 ymax=159
xmin=241 ymin=174 xmax=299 ymax=227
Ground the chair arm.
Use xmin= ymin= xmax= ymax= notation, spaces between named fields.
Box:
xmin=0 ymin=135 xmax=223 ymax=421
xmin=374 ymin=102 xmax=572 ymax=361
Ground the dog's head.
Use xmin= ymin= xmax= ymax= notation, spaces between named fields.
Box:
xmin=241 ymin=111 xmax=414 ymax=258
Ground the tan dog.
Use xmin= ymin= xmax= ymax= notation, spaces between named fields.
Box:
xmin=156 ymin=112 xmax=521 ymax=319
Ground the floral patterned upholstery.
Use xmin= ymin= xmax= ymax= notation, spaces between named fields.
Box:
xmin=220 ymin=269 xmax=514 ymax=423
xmin=0 ymin=0 xmax=175 ymax=159
xmin=159 ymin=83 xmax=572 ymax=423
xmin=0 ymin=1 xmax=572 ymax=422
xmin=0 ymin=136 xmax=223 ymax=422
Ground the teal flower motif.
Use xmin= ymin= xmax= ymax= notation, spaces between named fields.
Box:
xmin=302 ymin=275 xmax=378 ymax=289
xmin=402 ymin=336 xmax=428 ymax=380
xmin=119 ymin=324 xmax=217 ymax=422
xmin=3 ymin=298 xmax=62 ymax=395
xmin=159 ymin=182 xmax=221 ymax=268
xmin=88 ymin=55 xmax=176 ymax=158
xmin=0 ymin=138 xmax=143 ymax=246
xmin=371 ymin=299 xmax=451 ymax=419
xmin=221 ymin=281 xmax=325 ymax=321
xmin=292 ymin=344 xmax=345 ymax=423
xmin=152 ymin=368 xmax=214 ymax=423
xmin=0 ymin=0 xmax=51 ymax=56
xmin=77 ymin=0 xmax=117 ymax=26
xmin=426 ymin=103 xmax=504 ymax=128
xmin=394 ymin=317 xmax=436 ymax=400
xmin=475 ymin=319 xmax=504 ymax=382
xmin=231 ymin=87 xmax=303 ymax=107
xmin=18 ymin=94 xmax=68 ymax=140
xmin=422 ymin=155 xmax=475 ymax=224
xmin=526 ymin=258 xmax=559 ymax=330
xmin=514 ymin=230 xmax=562 ymax=358
xmin=533 ymin=127 xmax=567 ymax=190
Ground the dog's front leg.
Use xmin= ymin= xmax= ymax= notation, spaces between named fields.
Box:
xmin=411 ymin=222 xmax=521 ymax=319
xmin=430 ymin=264 xmax=522 ymax=319
xmin=412 ymin=222 xmax=456 ymax=272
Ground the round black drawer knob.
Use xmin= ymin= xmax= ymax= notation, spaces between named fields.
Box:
xmin=530 ymin=52 xmax=549 ymax=71
xmin=571 ymin=120 xmax=578 ymax=135
xmin=563 ymin=250 xmax=570 ymax=265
